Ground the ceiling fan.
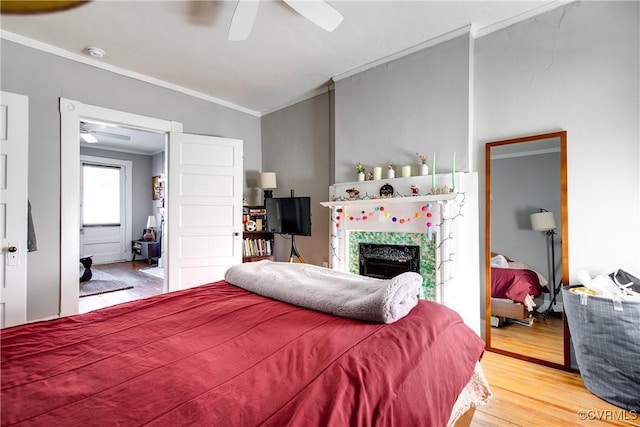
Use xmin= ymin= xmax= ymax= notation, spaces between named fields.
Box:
xmin=80 ymin=122 xmax=131 ymax=144
xmin=228 ymin=0 xmax=344 ymax=41
xmin=0 ymin=1 xmax=88 ymax=14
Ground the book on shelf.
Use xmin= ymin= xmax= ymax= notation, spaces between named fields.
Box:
xmin=243 ymin=238 xmax=272 ymax=257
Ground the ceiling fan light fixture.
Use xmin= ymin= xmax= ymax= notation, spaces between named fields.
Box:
xmin=80 ymin=133 xmax=98 ymax=143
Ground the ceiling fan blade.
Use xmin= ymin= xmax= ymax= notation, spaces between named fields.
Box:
xmin=0 ymin=0 xmax=88 ymax=14
xmin=93 ymin=131 xmax=131 ymax=141
xmin=228 ymin=0 xmax=259 ymax=41
xmin=283 ymin=0 xmax=343 ymax=32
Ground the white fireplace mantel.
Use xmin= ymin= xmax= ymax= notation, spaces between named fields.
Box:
xmin=320 ymin=193 xmax=457 ymax=208
xmin=320 ymin=173 xmax=480 ymax=334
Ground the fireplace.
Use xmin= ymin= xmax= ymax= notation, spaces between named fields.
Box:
xmin=347 ymin=231 xmax=436 ymax=299
xmin=359 ymin=243 xmax=420 ymax=279
xmin=321 ymin=172 xmax=481 ymax=334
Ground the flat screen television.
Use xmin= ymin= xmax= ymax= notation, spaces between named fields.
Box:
xmin=265 ymin=196 xmax=312 ymax=236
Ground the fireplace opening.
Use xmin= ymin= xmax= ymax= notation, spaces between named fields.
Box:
xmin=359 ymin=243 xmax=420 ymax=280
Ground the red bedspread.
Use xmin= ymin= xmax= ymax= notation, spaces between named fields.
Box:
xmin=1 ymin=280 xmax=484 ymax=427
xmin=491 ymin=267 xmax=543 ymax=303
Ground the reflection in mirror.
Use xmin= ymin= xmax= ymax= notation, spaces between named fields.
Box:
xmin=485 ymin=131 xmax=569 ymax=369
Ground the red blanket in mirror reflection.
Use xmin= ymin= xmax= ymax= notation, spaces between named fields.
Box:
xmin=491 ymin=267 xmax=544 ymax=303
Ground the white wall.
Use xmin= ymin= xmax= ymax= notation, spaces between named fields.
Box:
xmin=474 ymin=1 xmax=640 ymax=283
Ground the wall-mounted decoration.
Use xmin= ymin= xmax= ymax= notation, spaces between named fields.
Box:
xmin=152 ymin=175 xmax=164 ymax=200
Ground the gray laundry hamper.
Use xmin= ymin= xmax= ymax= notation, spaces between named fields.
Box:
xmin=562 ymin=287 xmax=640 ymax=412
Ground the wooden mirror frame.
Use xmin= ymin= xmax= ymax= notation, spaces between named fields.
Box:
xmin=484 ymin=130 xmax=570 ymax=370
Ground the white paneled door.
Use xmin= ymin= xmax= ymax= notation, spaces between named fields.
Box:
xmin=79 ymin=156 xmax=132 ymax=264
xmin=0 ymin=92 xmax=28 ymax=328
xmin=167 ymin=133 xmax=243 ymax=291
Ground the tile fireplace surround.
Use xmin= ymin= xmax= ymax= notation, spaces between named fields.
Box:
xmin=321 ymin=173 xmax=480 ymax=334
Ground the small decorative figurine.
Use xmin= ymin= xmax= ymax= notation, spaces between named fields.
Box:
xmin=345 ymin=188 xmax=360 ymax=200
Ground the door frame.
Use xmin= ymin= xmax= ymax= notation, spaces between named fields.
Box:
xmin=80 ymin=155 xmax=133 ymax=263
xmin=60 ymin=98 xmax=182 ymax=316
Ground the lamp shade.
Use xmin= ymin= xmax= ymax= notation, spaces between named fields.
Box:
xmin=531 ymin=211 xmax=556 ymax=231
xmin=259 ymin=172 xmax=277 ymax=189
xmin=146 ymin=215 xmax=157 ymax=228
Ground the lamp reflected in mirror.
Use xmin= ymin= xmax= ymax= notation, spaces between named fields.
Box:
xmin=531 ymin=209 xmax=561 ymax=319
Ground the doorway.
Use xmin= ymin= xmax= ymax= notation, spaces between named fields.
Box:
xmin=60 ymin=98 xmax=181 ymax=316
xmin=80 ymin=156 xmax=133 ymax=265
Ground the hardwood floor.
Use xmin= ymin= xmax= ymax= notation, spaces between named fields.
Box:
xmin=490 ymin=313 xmax=564 ymax=365
xmin=79 ymin=260 xmax=164 ymax=313
xmin=474 ymin=351 xmax=639 ymax=426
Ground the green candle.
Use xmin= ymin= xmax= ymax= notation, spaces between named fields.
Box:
xmin=452 ymin=151 xmax=456 ymax=189
xmin=432 ymin=152 xmax=436 ymax=189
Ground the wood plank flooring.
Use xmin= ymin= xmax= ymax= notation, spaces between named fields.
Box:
xmin=474 ymin=351 xmax=639 ymax=426
xmin=79 ymin=260 xmax=164 ymax=313
xmin=490 ymin=313 xmax=564 ymax=365
xmin=77 ymin=264 xmax=639 ymax=426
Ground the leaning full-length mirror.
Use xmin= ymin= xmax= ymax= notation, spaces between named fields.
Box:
xmin=485 ymin=131 xmax=569 ymax=369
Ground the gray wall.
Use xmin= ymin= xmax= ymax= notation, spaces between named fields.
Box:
xmin=261 ymin=93 xmax=331 ymax=266
xmin=1 ymin=40 xmax=261 ymax=320
xmin=334 ymin=33 xmax=471 ymax=183
xmin=261 ymin=34 xmax=472 ymax=266
xmin=262 ymin=1 xmax=639 ymax=322
xmin=151 ymin=151 xmax=165 ymax=238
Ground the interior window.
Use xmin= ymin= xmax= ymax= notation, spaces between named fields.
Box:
xmin=82 ymin=163 xmax=121 ymax=226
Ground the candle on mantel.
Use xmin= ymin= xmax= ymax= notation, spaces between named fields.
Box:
xmin=432 ymin=152 xmax=436 ymax=190
xmin=401 ymin=165 xmax=411 ymax=178
xmin=373 ymin=167 xmax=382 ymax=180
xmin=452 ymin=151 xmax=456 ymax=189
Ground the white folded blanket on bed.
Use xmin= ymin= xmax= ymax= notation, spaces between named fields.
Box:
xmin=224 ymin=261 xmax=422 ymax=324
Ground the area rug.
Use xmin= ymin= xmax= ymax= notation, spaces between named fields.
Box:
xmin=79 ymin=268 xmax=134 ymax=297
xmin=140 ymin=266 xmax=164 ymax=279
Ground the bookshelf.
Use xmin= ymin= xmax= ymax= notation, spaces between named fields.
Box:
xmin=242 ymin=205 xmax=274 ymax=262
xmin=242 ymin=231 xmax=274 ymax=262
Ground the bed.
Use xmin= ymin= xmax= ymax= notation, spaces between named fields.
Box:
xmin=2 ymin=267 xmax=489 ymax=426
xmin=490 ymin=254 xmax=546 ymax=321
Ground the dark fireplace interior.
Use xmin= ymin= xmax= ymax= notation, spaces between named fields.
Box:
xmin=359 ymin=243 xmax=420 ymax=279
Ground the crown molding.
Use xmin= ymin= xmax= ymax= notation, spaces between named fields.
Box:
xmin=333 ymin=25 xmax=472 ymax=83
xmin=1 ymin=30 xmax=261 ymax=118
xmin=261 ymin=84 xmax=331 ymax=116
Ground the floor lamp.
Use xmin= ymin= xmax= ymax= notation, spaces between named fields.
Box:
xmin=531 ymin=209 xmax=558 ymax=319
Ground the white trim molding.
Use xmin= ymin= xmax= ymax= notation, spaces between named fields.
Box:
xmin=4 ymin=31 xmax=261 ymax=117
xmin=59 ymin=98 xmax=180 ymax=316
